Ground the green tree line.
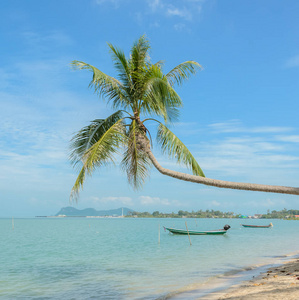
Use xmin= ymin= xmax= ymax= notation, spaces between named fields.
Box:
xmin=128 ymin=209 xmax=235 ymax=218
xmin=261 ymin=209 xmax=299 ymax=220
xmin=127 ymin=208 xmax=299 ymax=219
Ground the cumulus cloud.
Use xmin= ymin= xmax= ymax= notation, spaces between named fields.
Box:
xmin=91 ymin=196 xmax=133 ymax=206
xmin=139 ymin=195 xmax=182 ymax=206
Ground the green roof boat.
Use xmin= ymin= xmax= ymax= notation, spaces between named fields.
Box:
xmin=164 ymin=225 xmax=230 ymax=235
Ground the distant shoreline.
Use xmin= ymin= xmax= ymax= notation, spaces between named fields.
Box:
xmin=35 ymin=215 xmax=125 ymax=218
xmin=37 ymin=207 xmax=299 ymax=219
xmin=35 ymin=215 xmax=299 ymax=220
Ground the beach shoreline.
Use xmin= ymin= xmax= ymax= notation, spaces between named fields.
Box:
xmin=215 ymin=256 xmax=299 ymax=299
xmin=204 ymin=255 xmax=299 ymax=299
xmin=165 ymin=253 xmax=299 ymax=299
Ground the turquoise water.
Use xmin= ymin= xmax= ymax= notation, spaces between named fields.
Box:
xmin=1 ymin=218 xmax=299 ymax=299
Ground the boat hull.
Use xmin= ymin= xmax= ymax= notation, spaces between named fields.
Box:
xmin=241 ymin=224 xmax=273 ymax=228
xmin=165 ymin=227 xmax=227 ymax=235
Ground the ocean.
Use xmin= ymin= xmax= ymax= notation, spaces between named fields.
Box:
xmin=1 ymin=217 xmax=299 ymax=299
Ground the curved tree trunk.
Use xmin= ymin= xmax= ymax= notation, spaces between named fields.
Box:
xmin=143 ymin=143 xmax=299 ymax=196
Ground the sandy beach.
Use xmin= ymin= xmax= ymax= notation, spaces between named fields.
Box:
xmin=215 ymin=258 xmax=299 ymax=299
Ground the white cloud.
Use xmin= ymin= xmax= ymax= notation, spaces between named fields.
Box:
xmin=149 ymin=121 xmax=299 ymax=189
xmin=211 ymin=200 xmax=221 ymax=207
xmin=91 ymin=196 xmax=133 ymax=206
xmin=170 ymin=120 xmax=298 ymax=188
xmin=147 ymin=0 xmax=203 ymax=21
xmin=275 ymin=135 xmax=299 ymax=143
xmin=167 ymin=6 xmax=192 ymax=20
xmin=139 ymin=195 xmax=178 ymax=206
xmin=209 ymin=120 xmax=292 ymax=134
xmin=199 ymin=139 xmax=299 ymax=172
xmin=0 ymin=56 xmax=111 ymax=196
xmin=247 ymin=198 xmax=287 ymax=208
xmin=285 ymin=55 xmax=299 ymax=68
xmin=147 ymin=0 xmax=161 ymax=11
xmin=251 ymin=127 xmax=292 ymax=133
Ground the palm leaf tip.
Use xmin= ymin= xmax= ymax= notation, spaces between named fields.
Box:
xmin=157 ymin=124 xmax=205 ymax=177
xmin=70 ymin=60 xmax=88 ymax=71
xmin=166 ymin=61 xmax=202 ymax=86
xmin=70 ymin=166 xmax=86 ymax=203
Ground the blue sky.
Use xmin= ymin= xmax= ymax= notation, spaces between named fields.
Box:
xmin=1 ymin=0 xmax=299 ymax=217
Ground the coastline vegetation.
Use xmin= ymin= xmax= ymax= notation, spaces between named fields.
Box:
xmin=261 ymin=209 xmax=299 ymax=220
xmin=127 ymin=208 xmax=299 ymax=219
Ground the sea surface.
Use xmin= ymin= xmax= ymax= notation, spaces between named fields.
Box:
xmin=1 ymin=217 xmax=299 ymax=299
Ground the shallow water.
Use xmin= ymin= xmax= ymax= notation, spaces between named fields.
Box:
xmin=1 ymin=218 xmax=299 ymax=299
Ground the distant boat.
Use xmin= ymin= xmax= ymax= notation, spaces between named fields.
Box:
xmin=241 ymin=223 xmax=273 ymax=228
xmin=164 ymin=225 xmax=230 ymax=235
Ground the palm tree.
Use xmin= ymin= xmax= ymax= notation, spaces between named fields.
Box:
xmin=70 ymin=35 xmax=299 ymax=201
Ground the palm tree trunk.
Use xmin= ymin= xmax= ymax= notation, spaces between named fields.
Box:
xmin=144 ymin=146 xmax=299 ymax=196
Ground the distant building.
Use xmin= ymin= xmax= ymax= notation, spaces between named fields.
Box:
xmin=294 ymin=215 xmax=299 ymax=218
xmin=254 ymin=214 xmax=263 ymax=219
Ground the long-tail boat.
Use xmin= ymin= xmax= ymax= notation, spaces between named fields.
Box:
xmin=164 ymin=225 xmax=230 ymax=235
xmin=241 ymin=223 xmax=273 ymax=228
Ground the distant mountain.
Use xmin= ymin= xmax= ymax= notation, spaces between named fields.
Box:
xmin=55 ymin=206 xmax=133 ymax=217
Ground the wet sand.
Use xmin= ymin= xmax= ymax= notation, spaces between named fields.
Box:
xmin=164 ymin=255 xmax=299 ymax=300
xmin=215 ymin=258 xmax=299 ymax=299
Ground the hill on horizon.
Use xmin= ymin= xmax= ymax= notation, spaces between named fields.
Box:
xmin=55 ymin=207 xmax=133 ymax=217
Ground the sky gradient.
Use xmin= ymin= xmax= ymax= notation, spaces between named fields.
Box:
xmin=1 ymin=0 xmax=299 ymax=217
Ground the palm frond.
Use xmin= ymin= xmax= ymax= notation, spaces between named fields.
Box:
xmin=166 ymin=61 xmax=202 ymax=87
xmin=153 ymin=60 xmax=165 ymax=68
xmin=121 ymin=120 xmax=152 ymax=190
xmin=130 ymin=35 xmax=151 ymax=72
xmin=70 ymin=167 xmax=86 ymax=202
xmin=69 ymin=110 xmax=124 ymax=167
xmin=157 ymin=123 xmax=205 ymax=177
xmin=71 ymin=60 xmax=131 ymax=110
xmin=107 ymin=43 xmax=132 ymax=91
xmin=165 ymin=107 xmax=180 ymax=122
xmin=70 ymin=113 xmax=126 ymax=201
xmin=83 ymin=118 xmax=126 ymax=170
xmin=141 ymin=65 xmax=182 ymax=122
